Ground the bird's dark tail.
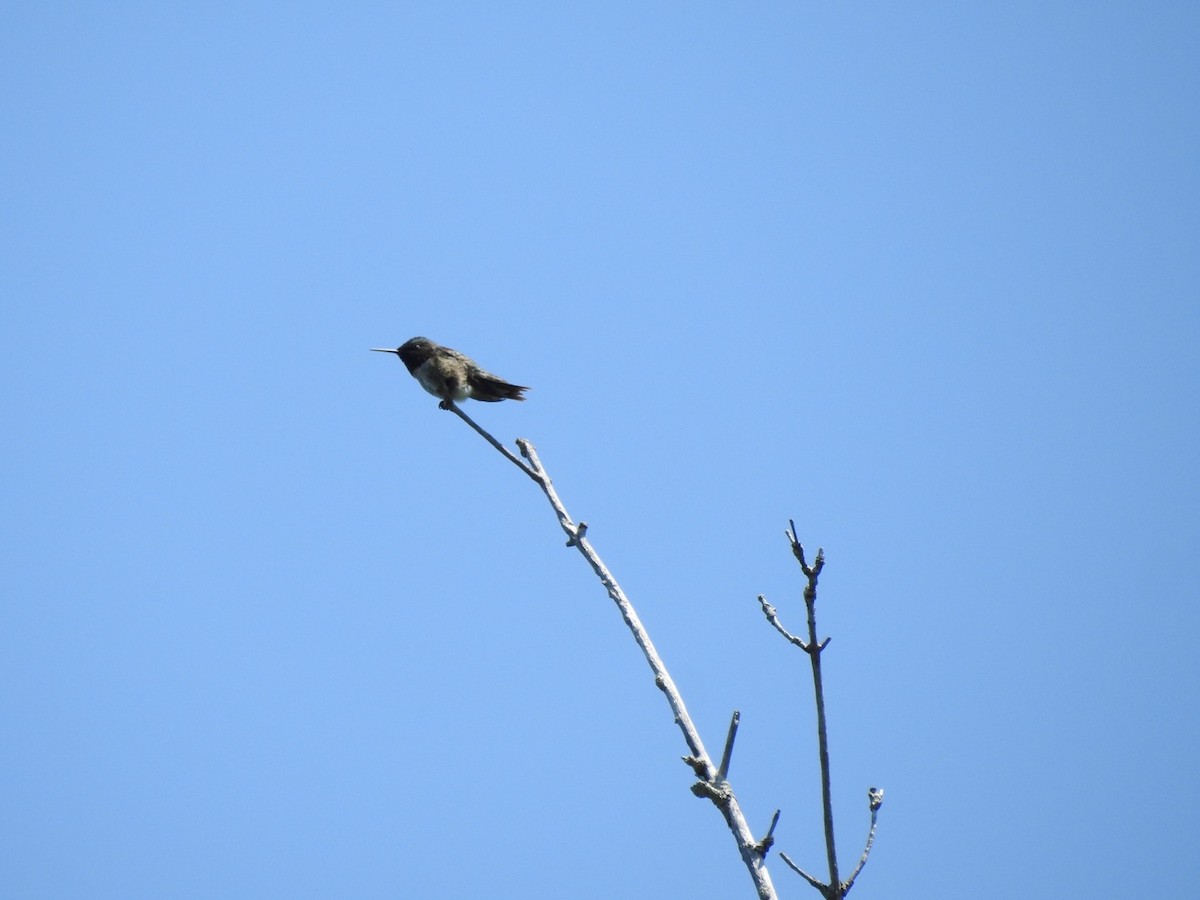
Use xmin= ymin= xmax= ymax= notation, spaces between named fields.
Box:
xmin=470 ymin=373 xmax=529 ymax=402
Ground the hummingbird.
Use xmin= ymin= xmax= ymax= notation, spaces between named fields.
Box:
xmin=371 ymin=337 xmax=529 ymax=405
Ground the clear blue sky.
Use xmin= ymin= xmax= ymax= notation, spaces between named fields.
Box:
xmin=3 ymin=4 xmax=1198 ymax=898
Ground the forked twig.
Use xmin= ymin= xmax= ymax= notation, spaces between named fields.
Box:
xmin=759 ymin=522 xmax=882 ymax=898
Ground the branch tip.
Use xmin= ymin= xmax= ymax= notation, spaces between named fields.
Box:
xmin=716 ymin=710 xmax=740 ymax=783
xmin=756 ymin=809 xmax=781 ymax=857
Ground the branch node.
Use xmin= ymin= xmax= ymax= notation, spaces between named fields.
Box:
xmin=565 ymin=521 xmax=588 ymax=547
xmin=690 ymin=778 xmax=732 ymax=806
xmin=682 ymin=755 xmax=713 ymax=780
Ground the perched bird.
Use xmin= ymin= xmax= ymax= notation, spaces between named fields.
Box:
xmin=371 ymin=337 xmax=529 ymax=405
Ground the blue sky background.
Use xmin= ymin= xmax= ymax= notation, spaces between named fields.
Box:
xmin=3 ymin=4 xmax=1198 ymax=898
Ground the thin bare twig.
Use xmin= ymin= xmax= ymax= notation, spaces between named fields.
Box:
xmin=842 ymin=789 xmax=884 ymax=893
xmin=757 ymin=595 xmax=807 ymax=648
xmin=441 ymin=401 xmax=538 ymax=480
xmin=717 ymin=710 xmax=741 ymax=784
xmin=778 ymin=853 xmax=828 ymax=894
xmin=756 ymin=809 xmax=781 ymax=857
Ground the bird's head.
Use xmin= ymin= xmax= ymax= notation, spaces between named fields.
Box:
xmin=371 ymin=337 xmax=438 ymax=373
xmin=398 ymin=336 xmax=435 ymax=357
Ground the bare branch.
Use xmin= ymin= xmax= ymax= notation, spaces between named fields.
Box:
xmin=443 ymin=412 xmax=777 ymax=898
xmin=516 ymin=439 xmax=712 ymax=763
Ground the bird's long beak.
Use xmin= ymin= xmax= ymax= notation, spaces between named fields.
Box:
xmin=370 ymin=348 xmax=400 ymax=354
